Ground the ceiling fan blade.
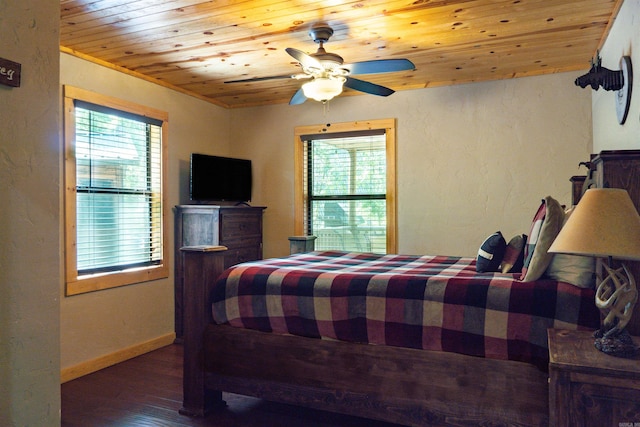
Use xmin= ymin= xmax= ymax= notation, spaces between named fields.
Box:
xmin=344 ymin=77 xmax=395 ymax=97
xmin=286 ymin=47 xmax=323 ymax=70
xmin=289 ymin=88 xmax=308 ymax=105
xmin=224 ymin=74 xmax=293 ymax=83
xmin=346 ymin=59 xmax=415 ymax=75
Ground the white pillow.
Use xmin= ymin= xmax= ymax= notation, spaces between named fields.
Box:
xmin=545 ymin=207 xmax=596 ymax=288
xmin=545 ymin=254 xmax=596 ymax=288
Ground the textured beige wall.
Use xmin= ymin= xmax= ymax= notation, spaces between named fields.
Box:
xmin=231 ymin=72 xmax=593 ymax=258
xmin=592 ymin=0 xmax=640 ymax=152
xmin=59 ymin=53 xmax=232 ymax=369
xmin=0 ymin=1 xmax=61 ymax=425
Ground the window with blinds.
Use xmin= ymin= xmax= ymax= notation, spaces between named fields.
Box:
xmin=303 ymin=131 xmax=388 ymax=253
xmin=75 ymin=102 xmax=163 ymax=274
xmin=64 ymin=86 xmax=168 ymax=295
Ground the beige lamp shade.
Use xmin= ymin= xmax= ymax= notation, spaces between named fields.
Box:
xmin=548 ymin=188 xmax=640 ymax=261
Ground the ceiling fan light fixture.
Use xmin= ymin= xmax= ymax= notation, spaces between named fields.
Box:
xmin=302 ymin=77 xmax=345 ymax=102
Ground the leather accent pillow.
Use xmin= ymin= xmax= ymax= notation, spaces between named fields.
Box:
xmin=476 ymin=231 xmax=507 ymax=273
xmin=501 ymin=234 xmax=527 ymax=273
xmin=520 ymin=196 xmax=564 ymax=282
xmin=545 ymin=207 xmax=596 ymax=288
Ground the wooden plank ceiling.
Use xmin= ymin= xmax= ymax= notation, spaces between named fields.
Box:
xmin=60 ymin=0 xmax=621 ymax=108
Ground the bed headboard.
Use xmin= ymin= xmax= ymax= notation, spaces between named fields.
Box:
xmin=586 ymin=150 xmax=640 ymax=336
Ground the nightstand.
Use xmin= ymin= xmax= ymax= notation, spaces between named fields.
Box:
xmin=548 ymin=329 xmax=640 ymax=427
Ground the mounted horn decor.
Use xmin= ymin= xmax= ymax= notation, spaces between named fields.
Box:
xmin=575 ymin=55 xmax=633 ymax=124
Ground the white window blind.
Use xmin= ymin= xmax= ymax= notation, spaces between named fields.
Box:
xmin=74 ymin=101 xmax=163 ymax=274
xmin=303 ymin=132 xmax=387 ymax=253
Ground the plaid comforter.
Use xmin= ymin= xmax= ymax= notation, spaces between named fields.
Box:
xmin=211 ymin=251 xmax=600 ymax=366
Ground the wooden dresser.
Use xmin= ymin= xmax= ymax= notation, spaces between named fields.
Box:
xmin=174 ymin=205 xmax=265 ymax=339
xmin=549 ymin=329 xmax=640 ymax=427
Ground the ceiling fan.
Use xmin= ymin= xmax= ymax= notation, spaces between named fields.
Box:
xmin=224 ymin=24 xmax=415 ymax=105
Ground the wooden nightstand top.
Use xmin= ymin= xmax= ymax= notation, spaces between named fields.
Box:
xmin=548 ymin=329 xmax=640 ymax=377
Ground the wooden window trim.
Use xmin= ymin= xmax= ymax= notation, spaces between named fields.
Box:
xmin=63 ymin=85 xmax=169 ymax=295
xmin=294 ymin=119 xmax=397 ymax=253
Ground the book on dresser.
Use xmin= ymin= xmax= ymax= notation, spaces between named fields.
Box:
xmin=174 ymin=204 xmax=266 ymax=340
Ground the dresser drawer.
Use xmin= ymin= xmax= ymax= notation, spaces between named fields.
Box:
xmin=220 ymin=213 xmax=262 ymax=240
xmin=220 ymin=235 xmax=262 ymax=250
xmin=224 ymin=246 xmax=262 ymax=268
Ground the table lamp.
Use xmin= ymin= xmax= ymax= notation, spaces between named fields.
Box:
xmin=549 ymin=188 xmax=640 ymax=357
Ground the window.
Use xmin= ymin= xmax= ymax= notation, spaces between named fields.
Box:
xmin=294 ymin=119 xmax=397 ymax=253
xmin=64 ymin=86 xmax=169 ymax=295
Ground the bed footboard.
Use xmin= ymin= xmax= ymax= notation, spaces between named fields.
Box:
xmin=203 ymin=324 xmax=550 ymax=427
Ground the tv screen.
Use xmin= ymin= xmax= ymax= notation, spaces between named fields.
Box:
xmin=190 ymin=153 xmax=252 ymax=202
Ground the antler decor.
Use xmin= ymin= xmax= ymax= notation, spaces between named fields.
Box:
xmin=574 ymin=55 xmax=632 ymax=124
xmin=594 ymin=263 xmax=640 ymax=357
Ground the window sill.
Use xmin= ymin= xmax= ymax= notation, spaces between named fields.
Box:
xmin=66 ymin=264 xmax=169 ymax=296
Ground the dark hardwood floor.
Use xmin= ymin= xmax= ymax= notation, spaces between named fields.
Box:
xmin=61 ymin=344 xmax=402 ymax=427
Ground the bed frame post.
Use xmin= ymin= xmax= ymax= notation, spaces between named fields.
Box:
xmin=179 ymin=246 xmax=227 ymax=417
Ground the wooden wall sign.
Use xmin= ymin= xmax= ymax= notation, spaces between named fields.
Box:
xmin=0 ymin=57 xmax=21 ymax=88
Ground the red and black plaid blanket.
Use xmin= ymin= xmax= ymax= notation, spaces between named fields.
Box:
xmin=211 ymin=251 xmax=600 ymax=366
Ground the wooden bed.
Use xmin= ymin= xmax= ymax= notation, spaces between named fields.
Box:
xmin=178 ymin=150 xmax=640 ymax=426
xmin=178 ymin=250 xmax=542 ymax=426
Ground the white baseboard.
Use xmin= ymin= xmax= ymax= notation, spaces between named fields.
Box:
xmin=60 ymin=332 xmax=176 ymax=383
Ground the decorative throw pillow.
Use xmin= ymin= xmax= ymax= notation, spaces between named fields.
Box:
xmin=545 ymin=254 xmax=596 ymax=288
xmin=501 ymin=234 xmax=527 ymax=273
xmin=476 ymin=231 xmax=507 ymax=273
xmin=520 ymin=196 xmax=564 ymax=282
xmin=545 ymin=207 xmax=596 ymax=288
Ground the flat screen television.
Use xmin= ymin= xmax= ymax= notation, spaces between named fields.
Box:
xmin=190 ymin=153 xmax=252 ymax=202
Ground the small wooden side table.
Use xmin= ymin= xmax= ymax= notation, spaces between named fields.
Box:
xmin=548 ymin=329 xmax=640 ymax=427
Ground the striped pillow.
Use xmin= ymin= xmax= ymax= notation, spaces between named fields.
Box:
xmin=520 ymin=196 xmax=564 ymax=281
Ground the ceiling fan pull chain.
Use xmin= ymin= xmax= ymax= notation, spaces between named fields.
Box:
xmin=323 ymin=100 xmax=330 ymax=116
